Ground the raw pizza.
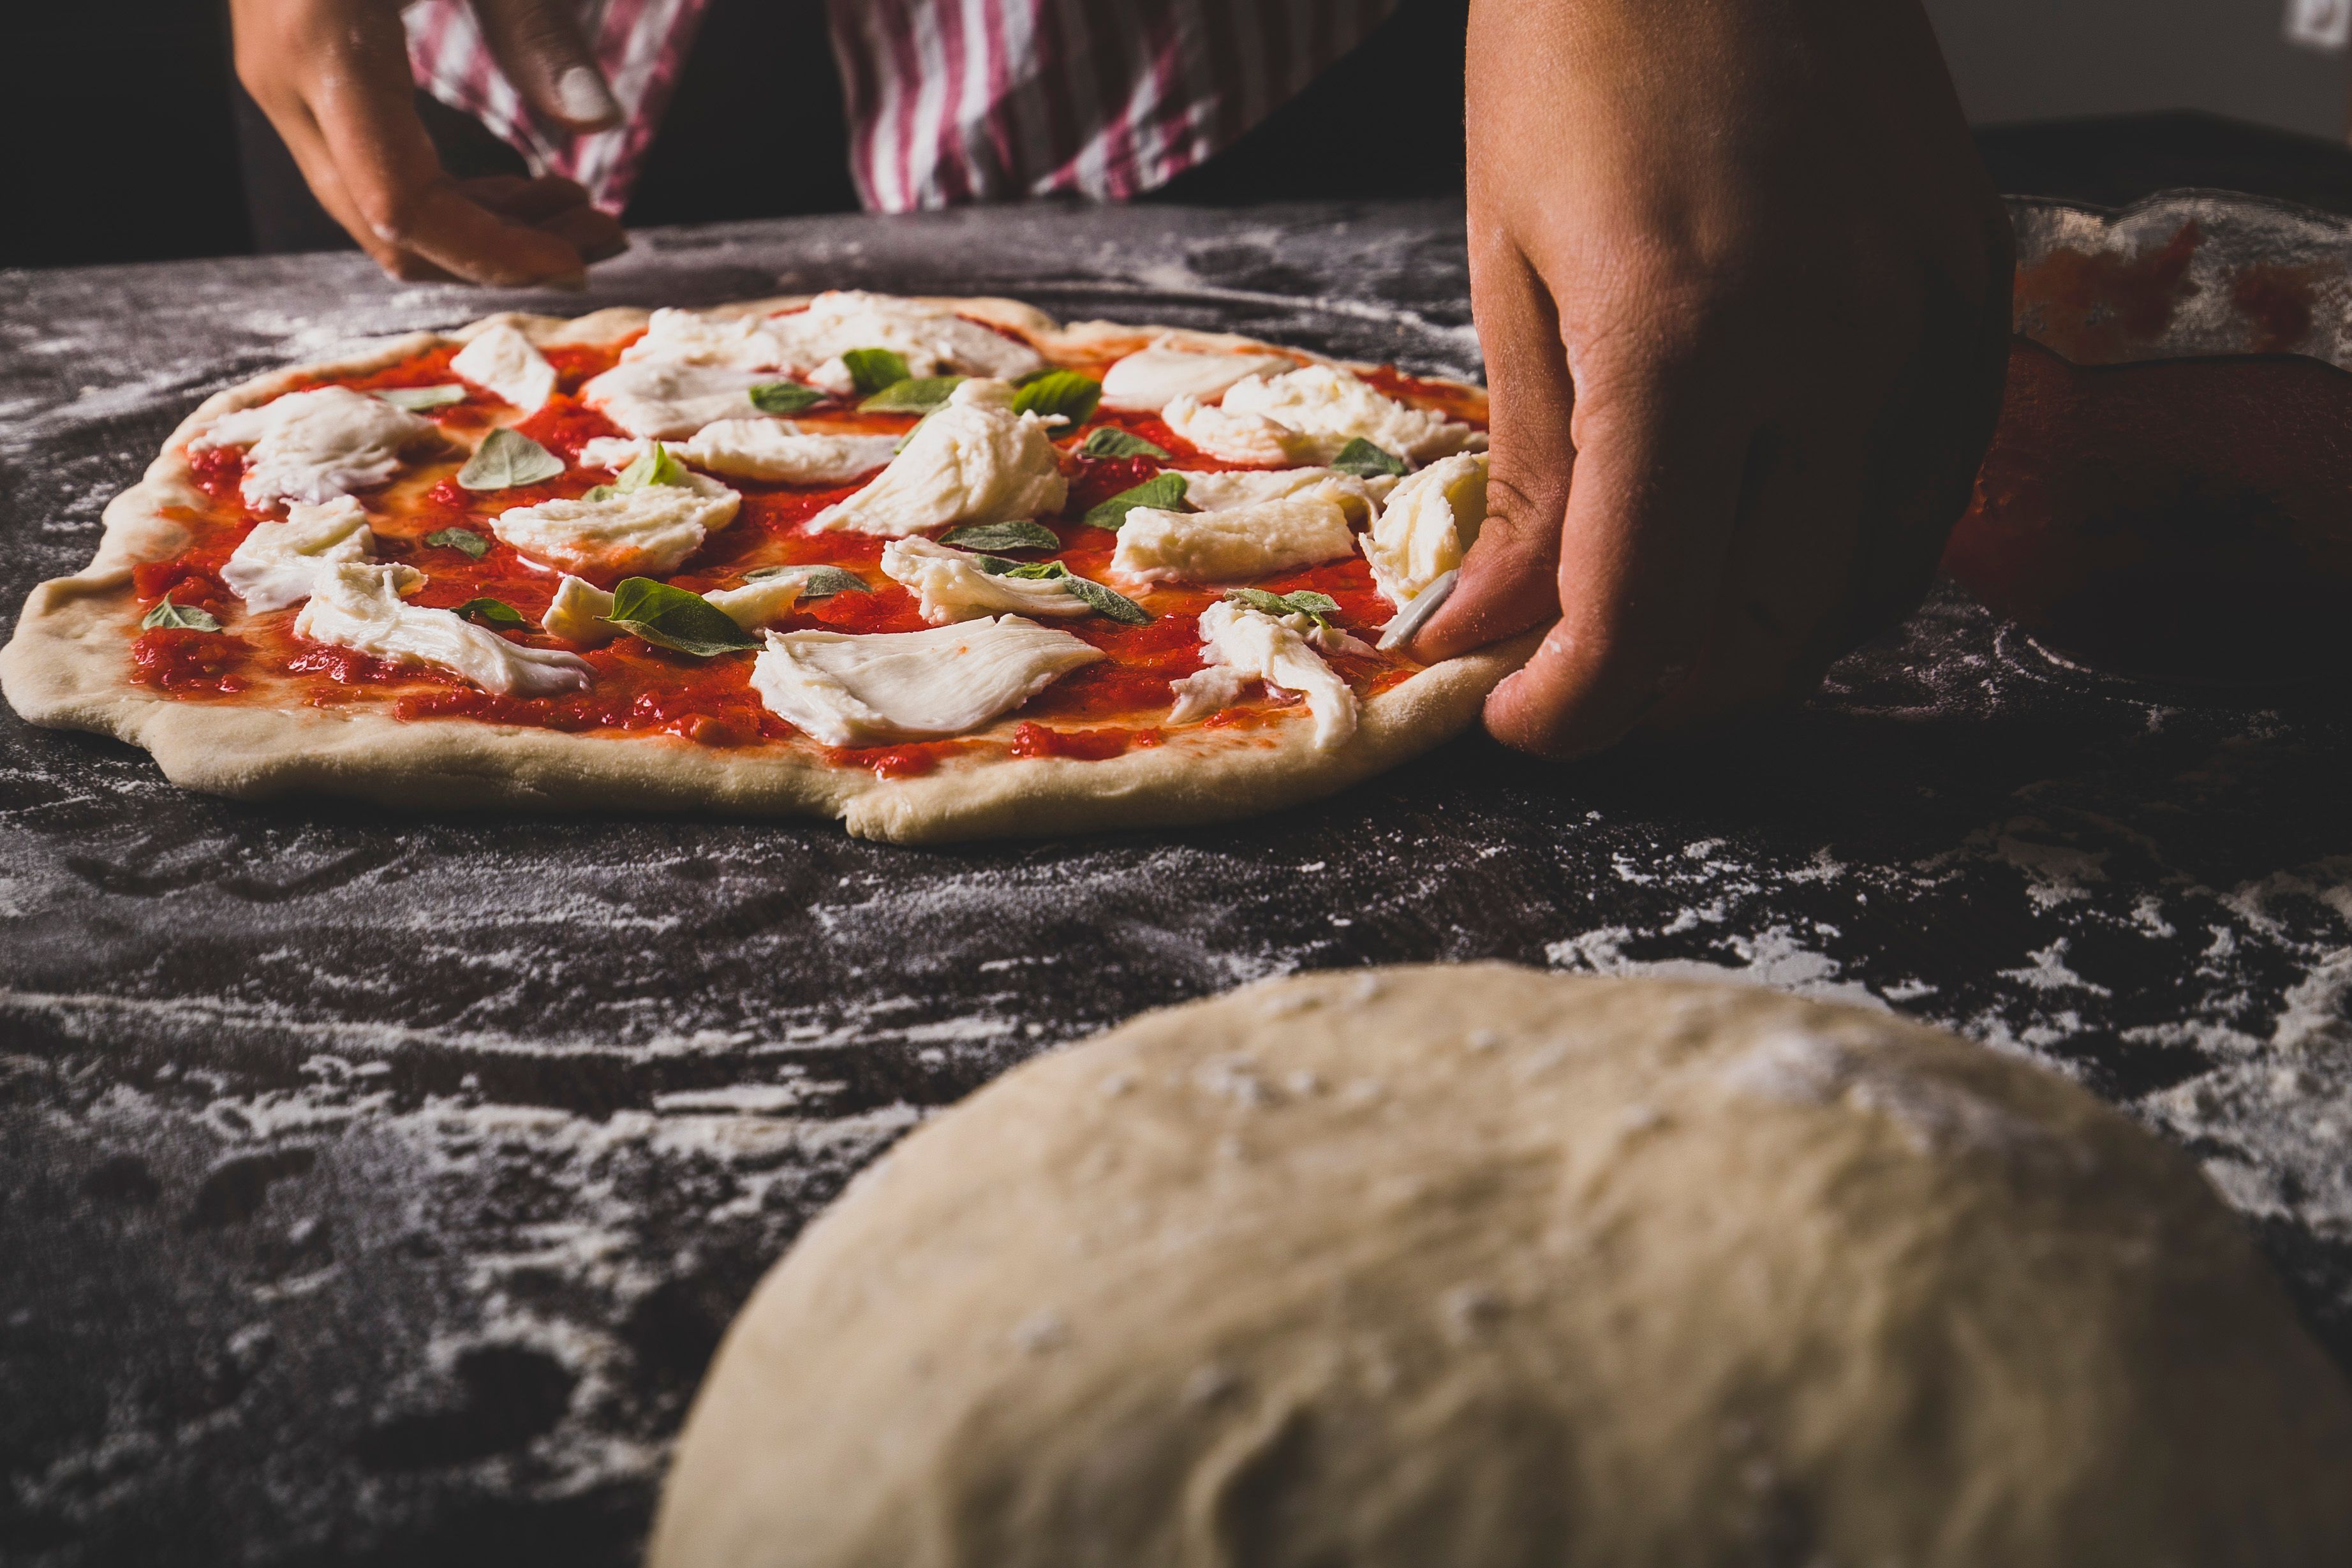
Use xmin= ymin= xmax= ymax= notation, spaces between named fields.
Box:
xmin=1 ymin=291 xmax=1530 ymax=842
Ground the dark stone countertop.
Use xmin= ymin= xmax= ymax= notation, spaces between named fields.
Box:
xmin=3 ymin=199 xmax=2349 ymax=1567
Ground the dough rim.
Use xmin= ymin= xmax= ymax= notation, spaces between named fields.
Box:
xmin=0 ymin=298 xmax=1521 ymax=845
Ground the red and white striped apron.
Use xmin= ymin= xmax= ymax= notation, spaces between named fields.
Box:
xmin=403 ymin=0 xmax=1400 ymax=215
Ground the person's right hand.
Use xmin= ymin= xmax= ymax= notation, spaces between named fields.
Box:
xmin=231 ymin=0 xmax=630 ymax=285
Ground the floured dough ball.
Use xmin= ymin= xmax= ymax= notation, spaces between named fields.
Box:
xmin=652 ymin=966 xmax=2352 ymax=1568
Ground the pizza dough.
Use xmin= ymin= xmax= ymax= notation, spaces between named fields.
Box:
xmin=0 ymin=298 xmax=1534 ymax=843
xmin=652 ymin=966 xmax=2352 ymax=1568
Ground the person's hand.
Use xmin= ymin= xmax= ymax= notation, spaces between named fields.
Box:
xmin=1424 ymin=0 xmax=2013 ymax=755
xmin=231 ymin=0 xmax=630 ymax=285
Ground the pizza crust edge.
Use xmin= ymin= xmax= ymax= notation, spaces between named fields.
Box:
xmin=0 ymin=298 xmax=1527 ymax=845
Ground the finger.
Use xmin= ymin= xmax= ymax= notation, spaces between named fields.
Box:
xmin=475 ymin=0 xmax=622 ymax=130
xmin=1412 ymin=237 xmax=1575 ymax=663
xmin=458 ymin=173 xmax=593 ymax=223
xmin=455 ymin=174 xmax=629 ymax=261
xmin=258 ymin=91 xmax=458 ymax=282
xmin=307 ymin=10 xmax=588 ymax=285
xmin=535 ymin=204 xmax=631 ymax=263
xmin=1481 ymin=353 xmax=1753 ymax=758
xmin=1638 ymin=422 xmax=1868 ymax=734
xmin=1845 ymin=237 xmax=2014 ymax=648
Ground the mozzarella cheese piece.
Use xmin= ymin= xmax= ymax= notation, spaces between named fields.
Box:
xmin=1100 ymin=342 xmax=1295 ymax=412
xmin=1361 ymin=452 xmax=1488 ymax=608
xmin=811 ymin=379 xmax=1068 ymax=536
xmin=880 ymin=537 xmax=1093 ymax=625
xmin=1220 ymin=365 xmax=1486 ymax=464
xmin=579 ymin=359 xmax=789 ymax=440
xmin=220 ymin=496 xmax=378 ymax=613
xmin=621 ymin=307 xmax=795 ymax=371
xmin=1111 ymin=496 xmax=1356 ymax=586
xmin=703 ymin=574 xmax=810 ymax=632
xmin=1163 ymin=663 xmax=1256 ymax=722
xmin=191 ymin=387 xmax=438 ymax=509
xmin=1168 ymin=598 xmax=1357 ymax=748
xmin=750 ymin=616 xmax=1102 ymax=746
xmin=1161 ymin=395 xmax=1324 ymax=467
xmin=575 ymin=436 xmax=651 ymax=472
xmin=686 ymin=421 xmax=901 ymax=485
xmin=450 ymin=323 xmax=559 ymax=412
xmin=582 ymin=422 xmax=901 ymax=485
xmin=294 ymin=563 xmax=593 ymax=697
xmin=768 ymin=291 xmax=1046 ymax=382
xmin=541 ymin=574 xmax=619 ymax=646
xmin=492 ymin=472 xmax=741 ymax=578
xmin=1178 ymin=466 xmax=1392 ymax=517
xmin=620 ymin=293 xmax=1046 ymax=385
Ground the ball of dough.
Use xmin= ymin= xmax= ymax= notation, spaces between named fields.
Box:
xmin=652 ymin=966 xmax=2352 ymax=1568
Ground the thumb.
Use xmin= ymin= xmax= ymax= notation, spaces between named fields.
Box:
xmin=1410 ymin=233 xmax=1574 ymax=663
xmin=473 ymin=0 xmax=621 ymax=131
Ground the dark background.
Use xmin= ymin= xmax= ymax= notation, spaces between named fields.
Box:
xmin=19 ymin=0 xmax=2352 ymax=275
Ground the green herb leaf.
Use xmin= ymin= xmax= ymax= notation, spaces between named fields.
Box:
xmin=795 ymin=565 xmax=871 ymax=600
xmin=140 ymin=595 xmax=221 ymax=632
xmin=454 ymin=597 xmax=526 ymax=628
xmin=743 ymin=564 xmax=871 ymax=600
xmin=582 ymin=484 xmax=618 ymax=502
xmin=1010 ymin=370 xmax=1101 ymax=424
xmin=860 ymin=375 xmax=965 ymax=414
xmin=1080 ymin=470 xmax=1189 ymax=530
xmin=1227 ymin=587 xmax=1339 ymax=627
xmin=374 ymin=384 xmax=466 ymax=411
xmin=457 ymin=427 xmax=565 ymax=490
xmin=1076 ymin=426 xmax=1171 ymax=461
xmin=841 ymin=348 xmax=912 ymax=396
xmin=614 ymin=441 xmax=692 ymax=492
xmin=940 ymin=520 xmax=1060 ymax=553
xmin=424 ymin=526 xmax=492 ymax=559
xmin=748 ymin=380 xmax=824 ymax=415
xmin=1064 ymin=575 xmax=1151 ymax=625
xmin=605 ymin=577 xmax=762 ymax=657
xmin=995 ymin=559 xmax=1072 ymax=581
xmin=1330 ymin=437 xmax=1408 ymax=478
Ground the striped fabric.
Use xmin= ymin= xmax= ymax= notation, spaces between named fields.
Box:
xmin=404 ymin=0 xmax=1398 ymax=216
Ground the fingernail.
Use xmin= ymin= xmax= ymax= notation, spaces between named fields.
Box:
xmin=557 ymin=66 xmax=621 ymax=126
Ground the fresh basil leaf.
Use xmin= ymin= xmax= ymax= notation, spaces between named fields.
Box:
xmin=793 ymin=565 xmax=871 ymax=600
xmin=1010 ymin=370 xmax=1101 ymax=424
xmin=457 ymin=427 xmax=565 ymax=490
xmin=748 ymin=380 xmax=824 ymax=415
xmin=997 ymin=559 xmax=1072 ymax=581
xmin=741 ymin=563 xmax=871 ymax=600
xmin=454 ymin=597 xmax=526 ymax=628
xmin=940 ymin=520 xmax=1059 ymax=553
xmin=1227 ymin=587 xmax=1338 ymax=627
xmin=614 ymin=441 xmax=691 ymax=492
xmin=1076 ymin=426 xmax=1171 ymax=461
xmin=841 ymin=348 xmax=911 ymax=396
xmin=1080 ymin=470 xmax=1188 ymax=530
xmin=1065 ymin=575 xmax=1150 ymax=625
xmin=1330 ymin=437 xmax=1408 ymax=479
xmin=424 ymin=526 xmax=492 ymax=559
xmin=582 ymin=484 xmax=618 ymax=502
xmin=605 ymin=577 xmax=762 ymax=657
xmin=860 ymin=376 xmax=964 ymax=414
xmin=375 ymin=384 xmax=466 ymax=411
xmin=140 ymin=595 xmax=221 ymax=632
